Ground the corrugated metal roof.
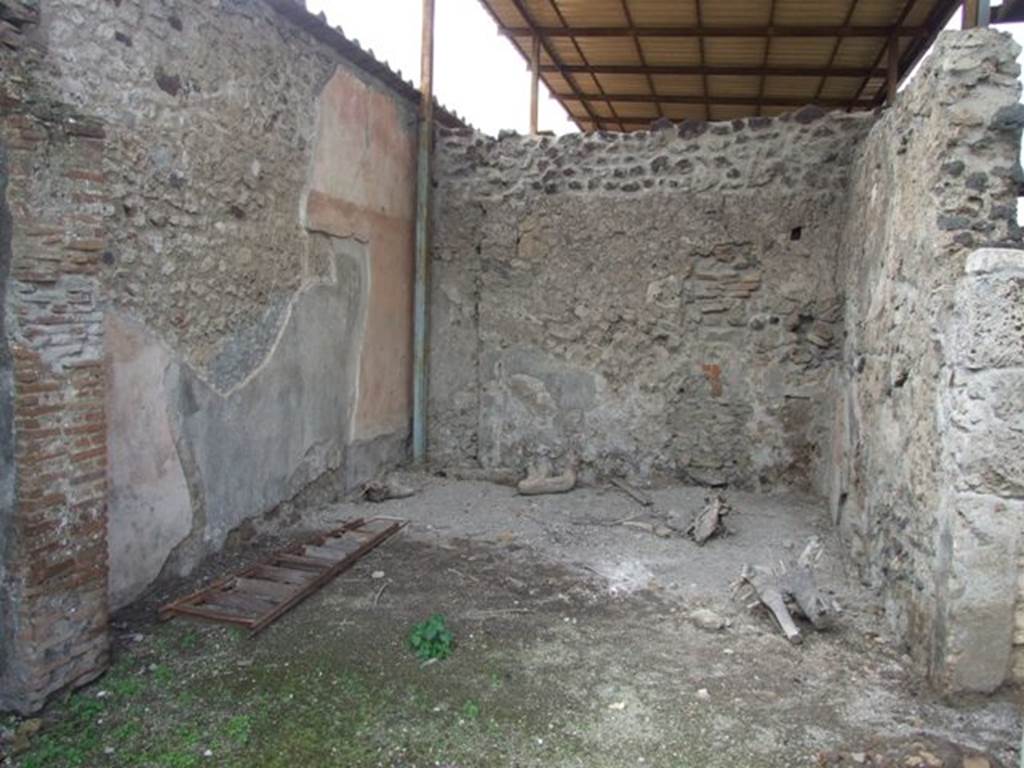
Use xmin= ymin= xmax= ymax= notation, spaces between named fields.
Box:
xmin=477 ymin=0 xmax=961 ymax=131
xmin=263 ymin=0 xmax=468 ymax=129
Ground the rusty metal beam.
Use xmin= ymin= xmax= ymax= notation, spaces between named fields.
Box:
xmin=695 ymin=0 xmax=710 ymax=120
xmin=572 ymin=93 xmax=876 ymax=108
xmin=540 ymin=63 xmax=887 ymax=78
xmin=886 ymin=35 xmax=899 ymax=103
xmin=506 ymin=0 xmax=604 ymax=131
xmin=866 ymin=0 xmax=962 ymax=108
xmin=542 ymin=0 xmax=626 ymax=131
xmin=619 ymin=0 xmax=662 ymax=119
xmin=502 ymin=24 xmax=929 ymax=38
xmin=530 ymin=34 xmax=540 ymax=133
xmin=812 ymin=0 xmax=859 ymax=105
xmin=757 ymin=0 xmax=778 ymax=116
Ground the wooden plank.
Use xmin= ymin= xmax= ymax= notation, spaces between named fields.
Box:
xmin=203 ymin=589 xmax=278 ymax=616
xmin=303 ymin=545 xmax=348 ymax=562
xmin=234 ymin=577 xmax=296 ymax=601
xmin=275 ymin=553 xmax=334 ymax=570
xmin=320 ymin=536 xmax=364 ymax=555
xmin=165 ymin=603 xmax=256 ymax=628
xmin=252 ymin=564 xmax=314 ymax=585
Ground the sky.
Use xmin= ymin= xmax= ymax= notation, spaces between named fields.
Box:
xmin=306 ymin=0 xmax=1024 ymax=137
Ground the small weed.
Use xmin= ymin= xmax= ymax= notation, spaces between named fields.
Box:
xmin=462 ymin=700 xmax=481 ymax=720
xmin=224 ymin=714 xmax=252 ymax=745
xmin=178 ymin=630 xmax=200 ymax=651
xmin=409 ymin=614 xmax=455 ymax=661
xmin=152 ymin=749 xmax=199 ymax=768
xmin=113 ymin=721 xmax=142 ymax=742
xmin=106 ymin=674 xmax=143 ymax=699
xmin=151 ymin=664 xmax=175 ymax=686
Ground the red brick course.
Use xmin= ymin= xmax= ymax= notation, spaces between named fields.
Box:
xmin=1 ymin=71 xmax=111 ymax=712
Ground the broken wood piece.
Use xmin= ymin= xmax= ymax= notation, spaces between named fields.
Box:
xmin=440 ymin=466 xmax=521 ymax=486
xmin=362 ymin=476 xmax=416 ymax=503
xmin=739 ymin=564 xmax=803 ymax=644
xmin=734 ymin=537 xmax=840 ymax=643
xmin=610 ymin=478 xmax=653 ymax=507
xmin=688 ymin=494 xmax=731 ymax=544
xmin=517 ymin=460 xmax=576 ymax=496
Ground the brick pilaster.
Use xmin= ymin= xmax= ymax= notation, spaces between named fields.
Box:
xmin=1 ymin=45 xmax=111 ymax=711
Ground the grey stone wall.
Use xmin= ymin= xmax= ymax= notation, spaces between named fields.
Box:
xmin=828 ymin=29 xmax=1023 ymax=692
xmin=432 ymin=109 xmax=874 ymax=489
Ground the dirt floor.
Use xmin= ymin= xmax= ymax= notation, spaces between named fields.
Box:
xmin=3 ymin=475 xmax=1021 ymax=767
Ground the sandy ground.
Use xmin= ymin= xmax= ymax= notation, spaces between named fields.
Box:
xmin=5 ymin=475 xmax=1021 ymax=767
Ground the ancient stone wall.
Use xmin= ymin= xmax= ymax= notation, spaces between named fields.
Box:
xmin=0 ymin=0 xmax=425 ymax=711
xmin=431 ymin=109 xmax=874 ymax=489
xmin=829 ymin=30 xmax=1023 ymax=692
xmin=430 ymin=28 xmax=1024 ymax=693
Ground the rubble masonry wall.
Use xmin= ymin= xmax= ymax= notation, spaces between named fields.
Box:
xmin=431 ymin=29 xmax=1024 ymax=692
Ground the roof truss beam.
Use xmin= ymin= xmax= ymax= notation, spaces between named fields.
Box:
xmin=503 ymin=25 xmax=928 ymax=38
xmin=570 ymin=93 xmax=876 ymax=108
xmin=541 ymin=64 xmax=888 ymax=78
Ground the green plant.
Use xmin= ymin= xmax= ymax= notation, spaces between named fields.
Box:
xmin=408 ymin=614 xmax=455 ymax=661
xmin=225 ymin=714 xmax=252 ymax=745
xmin=461 ymin=700 xmax=480 ymax=720
xmin=152 ymin=664 xmax=175 ymax=686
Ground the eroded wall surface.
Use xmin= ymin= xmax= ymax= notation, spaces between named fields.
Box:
xmin=432 ymin=110 xmax=873 ymax=489
xmin=1 ymin=0 xmax=418 ymax=710
xmin=829 ymin=30 xmax=1024 ymax=692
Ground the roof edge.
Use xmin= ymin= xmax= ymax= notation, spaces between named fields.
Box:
xmin=262 ymin=0 xmax=469 ymax=130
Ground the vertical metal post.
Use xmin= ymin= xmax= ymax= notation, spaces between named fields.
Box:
xmin=530 ymin=35 xmax=540 ymax=135
xmin=886 ymin=35 xmax=899 ymax=104
xmin=412 ymin=0 xmax=435 ymax=464
xmin=963 ymin=0 xmax=980 ymax=27
xmin=963 ymin=0 xmax=991 ymax=29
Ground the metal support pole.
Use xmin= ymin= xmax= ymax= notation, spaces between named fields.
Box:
xmin=530 ymin=35 xmax=540 ymax=134
xmin=412 ymin=0 xmax=435 ymax=464
xmin=886 ymin=35 xmax=899 ymax=104
xmin=963 ymin=0 xmax=980 ymax=27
